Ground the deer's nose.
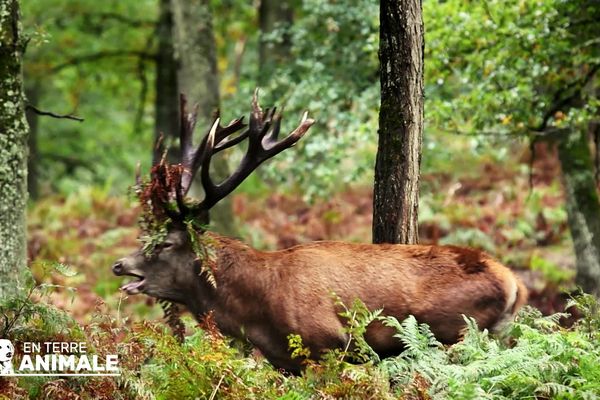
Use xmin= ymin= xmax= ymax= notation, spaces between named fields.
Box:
xmin=112 ymin=261 xmax=124 ymax=275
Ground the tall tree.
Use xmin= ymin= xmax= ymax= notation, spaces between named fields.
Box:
xmin=558 ymin=129 xmax=600 ymax=297
xmin=258 ymin=0 xmax=294 ymax=84
xmin=170 ymin=0 xmax=236 ymax=235
xmin=373 ymin=0 xmax=424 ymax=244
xmin=0 ymin=0 xmax=29 ymax=298
xmin=154 ymin=0 xmax=179 ymax=164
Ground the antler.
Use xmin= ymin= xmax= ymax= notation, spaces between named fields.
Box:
xmin=172 ymin=90 xmax=314 ymax=221
xmin=178 ymin=94 xmax=247 ymax=195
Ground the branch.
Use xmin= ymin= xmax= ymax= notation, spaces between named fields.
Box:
xmin=40 ymin=153 xmax=94 ymax=172
xmin=51 ymin=50 xmax=156 ymax=73
xmin=25 ymin=104 xmax=84 ymax=122
xmin=534 ymin=64 xmax=600 ymax=132
xmin=80 ymin=12 xmax=156 ymax=28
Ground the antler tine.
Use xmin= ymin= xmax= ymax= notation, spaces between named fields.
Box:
xmin=199 ymin=118 xmax=220 ymax=201
xmin=214 ymin=117 xmax=247 ymax=147
xmin=263 ymin=111 xmax=314 ymax=152
xmin=214 ymin=127 xmax=249 ymax=153
xmin=187 ymin=116 xmax=247 ymax=181
xmin=179 ymin=94 xmax=202 ymax=194
xmin=268 ymin=112 xmax=283 ymax=141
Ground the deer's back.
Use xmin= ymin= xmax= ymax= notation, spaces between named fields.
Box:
xmin=260 ymin=241 xmax=523 ymax=343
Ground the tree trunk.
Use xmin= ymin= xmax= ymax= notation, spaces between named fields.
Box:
xmin=258 ymin=0 xmax=294 ymax=85
xmin=0 ymin=0 xmax=29 ymax=298
xmin=153 ymin=0 xmax=179 ymax=164
xmin=25 ymin=81 xmax=40 ymax=200
xmin=557 ymin=130 xmax=600 ymax=297
xmin=171 ymin=0 xmax=236 ymax=236
xmin=372 ymin=0 xmax=424 ymax=244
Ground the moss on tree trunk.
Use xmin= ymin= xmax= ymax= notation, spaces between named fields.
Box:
xmin=373 ymin=0 xmax=424 ymax=244
xmin=557 ymin=130 xmax=600 ymax=297
xmin=0 ymin=0 xmax=29 ymax=298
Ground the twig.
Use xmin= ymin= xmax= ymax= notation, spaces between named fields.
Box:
xmin=51 ymin=50 xmax=156 ymax=73
xmin=80 ymin=12 xmax=156 ymax=28
xmin=208 ymin=374 xmax=225 ymax=400
xmin=25 ymin=104 xmax=84 ymax=122
xmin=3 ymin=283 xmax=37 ymax=337
xmin=339 ymin=309 xmax=357 ymax=363
xmin=533 ymin=63 xmax=600 ymax=132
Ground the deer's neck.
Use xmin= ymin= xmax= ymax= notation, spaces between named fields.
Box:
xmin=197 ymin=233 xmax=272 ymax=337
xmin=183 ymin=259 xmax=218 ymax=319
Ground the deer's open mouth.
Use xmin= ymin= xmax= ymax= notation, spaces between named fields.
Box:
xmin=120 ymin=273 xmax=145 ymax=295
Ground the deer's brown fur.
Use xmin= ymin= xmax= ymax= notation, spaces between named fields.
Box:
xmin=189 ymin=233 xmax=527 ymax=371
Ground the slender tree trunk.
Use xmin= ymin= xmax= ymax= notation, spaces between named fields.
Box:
xmin=153 ymin=0 xmax=179 ymax=164
xmin=258 ymin=0 xmax=294 ymax=85
xmin=373 ymin=0 xmax=424 ymax=244
xmin=557 ymin=130 xmax=600 ymax=297
xmin=0 ymin=0 xmax=29 ymax=298
xmin=25 ymin=81 xmax=40 ymax=200
xmin=171 ymin=0 xmax=236 ymax=236
xmin=171 ymin=0 xmax=219 ymax=120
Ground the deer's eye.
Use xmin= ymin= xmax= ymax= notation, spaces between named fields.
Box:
xmin=161 ymin=242 xmax=174 ymax=250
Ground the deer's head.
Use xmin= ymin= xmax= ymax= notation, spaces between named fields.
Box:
xmin=112 ymin=91 xmax=314 ymax=306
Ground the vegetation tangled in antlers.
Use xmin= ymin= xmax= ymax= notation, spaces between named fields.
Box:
xmin=134 ymin=162 xmax=185 ymax=255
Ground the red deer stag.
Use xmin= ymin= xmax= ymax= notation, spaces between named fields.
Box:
xmin=112 ymin=92 xmax=527 ymax=373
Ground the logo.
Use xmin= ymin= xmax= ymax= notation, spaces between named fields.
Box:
xmin=0 ymin=339 xmax=14 ymax=375
xmin=0 ymin=340 xmax=120 ymax=377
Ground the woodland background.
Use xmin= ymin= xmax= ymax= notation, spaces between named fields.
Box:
xmin=1 ymin=0 xmax=600 ymax=398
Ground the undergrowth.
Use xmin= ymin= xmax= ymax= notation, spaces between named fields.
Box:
xmin=9 ymin=184 xmax=599 ymax=399
xmin=2 ymin=276 xmax=600 ymax=400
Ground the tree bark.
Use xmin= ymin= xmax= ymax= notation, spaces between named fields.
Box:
xmin=0 ymin=0 xmax=29 ymax=298
xmin=373 ymin=0 xmax=424 ymax=244
xmin=153 ymin=0 xmax=179 ymax=164
xmin=171 ymin=0 xmax=236 ymax=236
xmin=557 ymin=130 xmax=600 ymax=297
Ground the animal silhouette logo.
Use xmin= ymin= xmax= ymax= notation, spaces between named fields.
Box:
xmin=0 ymin=339 xmax=14 ymax=375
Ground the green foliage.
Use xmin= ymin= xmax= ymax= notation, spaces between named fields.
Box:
xmin=425 ymin=0 xmax=599 ymax=137
xmin=530 ymin=252 xmax=575 ymax=286
xmin=0 ymin=269 xmax=82 ymax=341
xmin=186 ymin=222 xmax=219 ymax=288
xmin=334 ymin=296 xmax=382 ymax=363
xmin=139 ymin=220 xmax=168 ymax=257
xmin=287 ymin=333 xmax=311 ymax=361
xmin=213 ymin=0 xmax=381 ymax=201
xmin=440 ymin=227 xmax=497 ymax=253
xmin=381 ymin=297 xmax=600 ymax=399
xmin=6 ymin=271 xmax=600 ymax=399
xmin=23 ymin=0 xmax=158 ymax=195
